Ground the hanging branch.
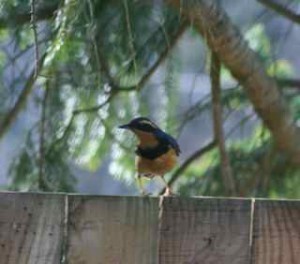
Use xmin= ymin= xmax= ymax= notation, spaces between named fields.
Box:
xmin=258 ymin=0 xmax=300 ymax=24
xmin=30 ymin=0 xmax=39 ymax=78
xmin=95 ymin=20 xmax=187 ymax=93
xmin=210 ymin=52 xmax=236 ymax=196
xmin=134 ymin=21 xmax=188 ymax=92
xmin=123 ymin=0 xmax=138 ymax=78
xmin=38 ymin=85 xmax=50 ymax=191
xmin=74 ymin=21 xmax=187 ymax=113
xmin=0 ymin=2 xmax=59 ymax=29
xmin=0 ymin=53 xmax=47 ymax=140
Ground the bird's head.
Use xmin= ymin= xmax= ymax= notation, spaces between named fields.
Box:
xmin=119 ymin=117 xmax=160 ymax=146
xmin=119 ymin=117 xmax=159 ymax=132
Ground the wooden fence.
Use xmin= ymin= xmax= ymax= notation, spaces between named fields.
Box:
xmin=0 ymin=192 xmax=299 ymax=264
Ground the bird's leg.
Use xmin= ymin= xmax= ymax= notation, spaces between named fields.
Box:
xmin=136 ymin=174 xmax=149 ymax=196
xmin=160 ymin=176 xmax=173 ymax=196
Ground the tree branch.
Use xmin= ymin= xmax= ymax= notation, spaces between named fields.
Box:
xmin=74 ymin=21 xmax=188 ymax=114
xmin=210 ymin=52 xmax=236 ymax=196
xmin=135 ymin=21 xmax=188 ymax=92
xmin=38 ymin=84 xmax=50 ymax=191
xmin=0 ymin=53 xmax=47 ymax=140
xmin=167 ymin=0 xmax=300 ymax=166
xmin=276 ymin=78 xmax=300 ymax=90
xmin=258 ymin=0 xmax=300 ymax=24
xmin=0 ymin=2 xmax=60 ymax=29
xmin=123 ymin=0 xmax=138 ymax=78
xmin=30 ymin=0 xmax=39 ymax=78
xmin=101 ymin=20 xmax=188 ymax=93
xmin=160 ymin=139 xmax=217 ymax=194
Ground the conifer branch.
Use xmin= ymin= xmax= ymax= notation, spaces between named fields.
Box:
xmin=258 ymin=0 xmax=300 ymax=24
xmin=0 ymin=53 xmax=47 ymax=140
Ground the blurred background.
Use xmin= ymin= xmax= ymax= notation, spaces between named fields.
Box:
xmin=0 ymin=0 xmax=299 ymax=197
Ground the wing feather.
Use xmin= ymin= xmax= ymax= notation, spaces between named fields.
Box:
xmin=154 ymin=130 xmax=181 ymax=156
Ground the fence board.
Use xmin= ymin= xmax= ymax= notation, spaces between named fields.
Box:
xmin=0 ymin=192 xmax=299 ymax=264
xmin=252 ymin=200 xmax=300 ymax=264
xmin=66 ymin=196 xmax=159 ymax=264
xmin=0 ymin=192 xmax=65 ymax=264
xmin=158 ymin=197 xmax=252 ymax=264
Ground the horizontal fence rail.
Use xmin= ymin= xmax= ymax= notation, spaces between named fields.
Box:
xmin=0 ymin=192 xmax=299 ymax=264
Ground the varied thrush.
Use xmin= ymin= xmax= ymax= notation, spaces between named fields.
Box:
xmin=119 ymin=117 xmax=180 ymax=195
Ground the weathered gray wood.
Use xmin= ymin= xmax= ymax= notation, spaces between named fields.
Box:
xmin=158 ymin=197 xmax=252 ymax=264
xmin=0 ymin=192 xmax=299 ymax=264
xmin=252 ymin=200 xmax=300 ymax=264
xmin=66 ymin=196 xmax=159 ymax=264
xmin=0 ymin=192 xmax=65 ymax=264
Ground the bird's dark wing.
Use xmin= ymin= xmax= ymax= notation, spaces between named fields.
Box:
xmin=154 ymin=130 xmax=181 ymax=156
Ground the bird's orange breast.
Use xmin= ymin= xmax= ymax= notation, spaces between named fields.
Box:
xmin=133 ymin=129 xmax=158 ymax=147
xmin=136 ymin=148 xmax=178 ymax=176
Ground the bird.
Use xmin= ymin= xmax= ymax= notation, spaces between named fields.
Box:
xmin=119 ymin=117 xmax=181 ymax=196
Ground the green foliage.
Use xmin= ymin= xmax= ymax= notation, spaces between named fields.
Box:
xmin=291 ymin=95 xmax=300 ymax=120
xmin=8 ymin=0 xmax=182 ymax=190
xmin=8 ymin=137 xmax=37 ymax=191
xmin=245 ymin=23 xmax=294 ymax=79
xmin=0 ymin=0 xmax=299 ymax=197
xmin=245 ymin=24 xmax=271 ymax=62
xmin=178 ymin=127 xmax=300 ymax=198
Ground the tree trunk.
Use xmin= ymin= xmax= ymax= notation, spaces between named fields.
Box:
xmin=167 ymin=0 xmax=300 ymax=166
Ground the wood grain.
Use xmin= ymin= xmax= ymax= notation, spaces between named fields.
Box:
xmin=0 ymin=192 xmax=65 ymax=264
xmin=0 ymin=192 xmax=299 ymax=264
xmin=158 ymin=197 xmax=252 ymax=264
xmin=252 ymin=199 xmax=300 ymax=264
xmin=66 ymin=195 xmax=159 ymax=264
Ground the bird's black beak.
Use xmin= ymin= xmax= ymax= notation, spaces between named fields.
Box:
xmin=119 ymin=123 xmax=131 ymax=129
